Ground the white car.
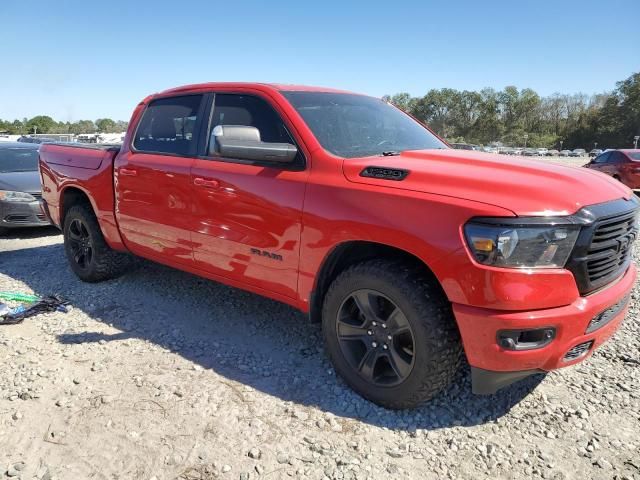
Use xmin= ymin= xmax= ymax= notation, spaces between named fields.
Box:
xmin=536 ymin=148 xmax=549 ymax=156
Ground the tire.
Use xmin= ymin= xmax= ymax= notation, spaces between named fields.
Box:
xmin=322 ymin=259 xmax=462 ymax=409
xmin=63 ymin=204 xmax=133 ymax=282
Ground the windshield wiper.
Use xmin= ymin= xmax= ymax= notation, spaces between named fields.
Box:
xmin=381 ymin=151 xmax=401 ymax=156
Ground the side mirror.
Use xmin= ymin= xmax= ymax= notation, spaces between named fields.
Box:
xmin=210 ymin=125 xmax=297 ymax=163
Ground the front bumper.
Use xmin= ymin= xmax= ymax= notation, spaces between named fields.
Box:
xmin=455 ymin=263 xmax=636 ymax=393
xmin=0 ymin=199 xmax=50 ymax=229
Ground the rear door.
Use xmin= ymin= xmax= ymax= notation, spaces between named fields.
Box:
xmin=114 ymin=94 xmax=205 ymax=266
xmin=190 ymin=92 xmax=309 ymax=298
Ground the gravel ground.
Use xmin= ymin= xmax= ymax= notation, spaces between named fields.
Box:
xmin=0 ymin=155 xmax=638 ymax=480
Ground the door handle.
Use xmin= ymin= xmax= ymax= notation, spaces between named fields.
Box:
xmin=120 ymin=168 xmax=137 ymax=176
xmin=193 ymin=177 xmax=220 ymax=189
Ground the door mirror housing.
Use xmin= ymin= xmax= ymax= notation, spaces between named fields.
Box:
xmin=210 ymin=125 xmax=297 ymax=163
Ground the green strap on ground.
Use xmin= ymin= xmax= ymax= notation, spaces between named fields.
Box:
xmin=0 ymin=292 xmax=40 ymax=303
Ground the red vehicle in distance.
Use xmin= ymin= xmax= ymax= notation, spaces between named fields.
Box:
xmin=39 ymin=83 xmax=638 ymax=409
xmin=584 ymin=149 xmax=640 ymax=190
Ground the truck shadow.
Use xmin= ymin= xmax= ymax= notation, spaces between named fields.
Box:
xmin=2 ymin=242 xmax=544 ymax=430
xmin=0 ymin=226 xmax=60 ymax=240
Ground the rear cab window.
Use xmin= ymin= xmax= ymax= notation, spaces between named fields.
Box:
xmin=133 ymin=95 xmax=204 ymax=156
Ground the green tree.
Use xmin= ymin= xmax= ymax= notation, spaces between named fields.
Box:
xmin=96 ymin=118 xmax=117 ymax=133
xmin=69 ymin=120 xmax=97 ymax=134
xmin=25 ymin=115 xmax=56 ymax=134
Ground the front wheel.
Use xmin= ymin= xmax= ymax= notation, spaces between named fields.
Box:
xmin=63 ymin=204 xmax=132 ymax=282
xmin=322 ymin=259 xmax=463 ymax=409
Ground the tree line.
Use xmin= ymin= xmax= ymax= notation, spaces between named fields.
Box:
xmin=383 ymin=72 xmax=639 ymax=149
xmin=0 ymin=116 xmax=128 ymax=135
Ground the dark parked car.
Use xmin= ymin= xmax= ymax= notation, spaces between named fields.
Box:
xmin=0 ymin=142 xmax=49 ymax=234
xmin=584 ymin=149 xmax=640 ymax=190
xmin=450 ymin=142 xmax=480 ymax=151
xmin=17 ymin=136 xmax=56 ymax=144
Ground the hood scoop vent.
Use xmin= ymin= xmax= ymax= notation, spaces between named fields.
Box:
xmin=360 ymin=166 xmax=409 ymax=181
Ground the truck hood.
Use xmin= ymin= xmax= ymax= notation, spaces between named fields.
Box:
xmin=342 ymin=149 xmax=632 ymax=216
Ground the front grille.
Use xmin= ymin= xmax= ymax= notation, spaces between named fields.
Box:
xmin=586 ymin=211 xmax=636 ymax=283
xmin=30 ymin=192 xmax=42 ymax=200
xmin=565 ymin=198 xmax=639 ymax=295
xmin=564 ymin=341 xmax=593 ymax=361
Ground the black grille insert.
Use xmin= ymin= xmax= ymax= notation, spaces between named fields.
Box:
xmin=586 ymin=295 xmax=630 ymax=334
xmin=564 ymin=341 xmax=594 ymax=361
xmin=360 ymin=166 xmax=409 ymax=181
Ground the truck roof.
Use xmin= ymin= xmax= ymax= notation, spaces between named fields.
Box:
xmin=158 ymin=82 xmax=358 ymax=96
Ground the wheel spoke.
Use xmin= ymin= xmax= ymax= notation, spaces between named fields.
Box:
xmin=80 ymin=222 xmax=90 ymax=239
xmin=73 ymin=250 xmax=84 ymax=266
xmin=386 ymin=307 xmax=410 ymax=336
xmin=351 ymin=290 xmax=379 ymax=322
xmin=357 ymin=347 xmax=380 ymax=381
xmin=386 ymin=347 xmax=412 ymax=380
xmin=68 ymin=230 xmax=82 ymax=242
xmin=337 ymin=321 xmax=370 ymax=342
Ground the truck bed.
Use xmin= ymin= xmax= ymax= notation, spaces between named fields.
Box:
xmin=39 ymin=142 xmax=125 ymax=250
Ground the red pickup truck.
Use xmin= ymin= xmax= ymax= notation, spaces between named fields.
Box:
xmin=39 ymin=83 xmax=638 ymax=409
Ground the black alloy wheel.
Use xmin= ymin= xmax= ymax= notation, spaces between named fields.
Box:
xmin=336 ymin=289 xmax=415 ymax=387
xmin=67 ymin=218 xmax=93 ymax=269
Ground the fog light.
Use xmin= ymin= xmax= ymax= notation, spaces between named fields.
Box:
xmin=497 ymin=327 xmax=556 ymax=351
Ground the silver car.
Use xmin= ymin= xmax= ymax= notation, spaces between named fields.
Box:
xmin=0 ymin=142 xmax=49 ymax=234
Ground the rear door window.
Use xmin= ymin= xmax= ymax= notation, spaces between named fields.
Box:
xmin=593 ymin=152 xmax=611 ymax=164
xmin=133 ymin=95 xmax=204 ymax=156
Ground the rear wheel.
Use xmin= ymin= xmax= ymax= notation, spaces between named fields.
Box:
xmin=322 ymin=259 xmax=463 ymax=409
xmin=63 ymin=204 xmax=132 ymax=282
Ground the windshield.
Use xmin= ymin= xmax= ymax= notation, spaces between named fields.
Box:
xmin=0 ymin=147 xmax=39 ymax=172
xmin=283 ymin=92 xmax=447 ymax=158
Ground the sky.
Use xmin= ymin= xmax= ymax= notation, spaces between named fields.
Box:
xmin=0 ymin=0 xmax=638 ymax=122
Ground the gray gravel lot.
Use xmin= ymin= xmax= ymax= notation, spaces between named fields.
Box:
xmin=0 ymin=156 xmax=638 ymax=480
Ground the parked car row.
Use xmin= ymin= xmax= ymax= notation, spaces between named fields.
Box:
xmin=451 ymin=143 xmax=592 ymax=157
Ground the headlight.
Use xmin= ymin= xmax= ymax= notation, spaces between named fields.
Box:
xmin=0 ymin=190 xmax=37 ymax=203
xmin=464 ymin=221 xmax=580 ymax=268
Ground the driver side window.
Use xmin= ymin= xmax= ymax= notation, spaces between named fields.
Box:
xmin=208 ymin=94 xmax=294 ymax=154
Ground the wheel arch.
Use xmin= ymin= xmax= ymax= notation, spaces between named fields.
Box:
xmin=59 ymin=185 xmax=127 ymax=251
xmin=308 ymin=240 xmax=445 ymax=323
xmin=60 ymin=186 xmax=94 ymax=226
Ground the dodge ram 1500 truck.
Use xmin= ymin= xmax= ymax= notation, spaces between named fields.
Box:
xmin=39 ymin=83 xmax=638 ymax=409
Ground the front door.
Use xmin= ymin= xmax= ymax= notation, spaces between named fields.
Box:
xmin=190 ymin=92 xmax=308 ymax=299
xmin=115 ymin=94 xmax=205 ymax=265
